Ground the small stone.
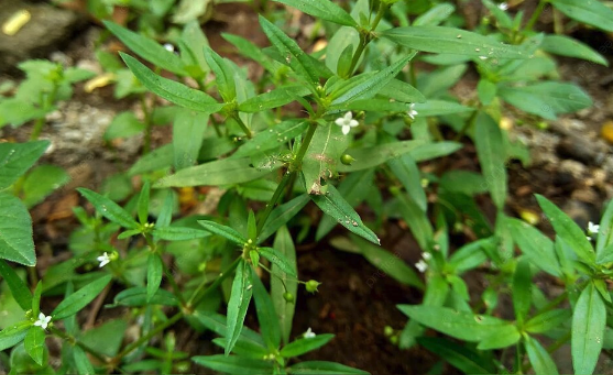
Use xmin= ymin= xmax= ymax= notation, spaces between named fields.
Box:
xmin=600 ymin=120 xmax=613 ymax=144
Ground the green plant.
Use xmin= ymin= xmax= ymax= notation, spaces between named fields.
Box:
xmin=1 ymin=0 xmax=613 ymax=373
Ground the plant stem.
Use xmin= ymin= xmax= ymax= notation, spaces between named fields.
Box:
xmin=524 ymin=0 xmax=546 ymax=32
xmin=294 ymin=121 xmax=318 ymax=166
xmin=30 ymin=85 xmax=58 ymax=141
xmin=346 ymin=2 xmax=388 ymax=76
xmin=347 ymin=33 xmax=367 ymax=77
xmin=256 ymin=171 xmax=293 ymax=234
xmin=233 ymin=113 xmax=253 ymax=139
xmin=453 ymin=109 xmax=479 ymax=142
xmin=50 ymin=327 xmax=108 ymax=364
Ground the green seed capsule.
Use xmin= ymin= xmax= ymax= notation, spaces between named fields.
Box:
xmin=305 ymin=280 xmax=321 ymax=293
xmin=283 ymin=292 xmax=295 ymax=303
xmin=340 ymin=153 xmax=355 ymax=165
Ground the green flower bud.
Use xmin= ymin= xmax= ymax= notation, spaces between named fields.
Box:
xmin=283 ymin=292 xmax=295 ymax=303
xmin=384 ymin=326 xmax=394 ymax=337
xmin=340 ymin=153 xmax=355 ymax=166
xmin=305 ymin=280 xmax=321 ymax=293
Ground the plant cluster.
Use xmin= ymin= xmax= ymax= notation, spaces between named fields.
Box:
xmin=1 ymin=0 xmax=613 ymax=374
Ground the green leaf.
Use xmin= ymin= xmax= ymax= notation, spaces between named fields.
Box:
xmin=477 ymin=79 xmax=497 ymax=105
xmin=271 ymin=226 xmax=297 ymax=345
xmin=273 ymin=0 xmax=356 ymax=27
xmin=525 ymin=309 xmax=571 ymax=334
xmin=413 ymin=3 xmax=456 ymax=26
xmin=233 ymin=121 xmax=307 ymax=158
xmin=104 ymin=111 xmax=145 ymax=140
xmin=76 ymin=188 xmax=139 ymax=229
xmin=24 ymin=327 xmax=45 ymax=366
xmin=259 ymin=15 xmax=327 ymax=88
xmin=381 ymin=26 xmax=528 ymax=59
xmin=336 ymin=140 xmax=423 ymax=173
xmin=173 ymin=109 xmax=209 ymax=171
xmin=536 ymin=194 xmax=595 ymax=264
xmin=512 ymin=258 xmax=532 ymax=324
xmin=417 ymin=337 xmax=493 ymax=374
xmin=0 ymin=260 xmax=31 ymax=310
xmin=103 ymin=21 xmax=187 ymax=75
xmin=80 ymin=319 xmax=127 ymax=357
xmin=316 ymin=169 xmax=375 ymax=240
xmin=0 ymin=193 xmax=36 ymax=266
xmin=474 ymin=112 xmax=507 ymax=210
xmin=507 ymin=218 xmax=561 ymax=276
xmin=155 ymin=157 xmax=277 ymax=188
xmin=310 ymin=185 xmax=380 ymax=245
xmin=482 ymin=0 xmax=513 ymax=29
xmin=395 ymin=192 xmax=433 ymax=251
xmin=250 ymin=267 xmax=281 ymax=349
xmin=31 ymin=282 xmax=42 ymax=318
xmin=258 ymin=194 xmax=310 ymax=244
xmin=128 ymin=144 xmax=173 ymax=176
xmin=226 ymin=261 xmax=253 ymax=355
xmin=21 ymin=165 xmax=70 ymax=208
xmin=447 ymin=238 xmax=489 ymax=274
xmin=281 ymin=334 xmax=334 ymax=358
xmin=387 ymin=155 xmax=426 ymax=212
xmin=397 ymin=305 xmax=509 ymax=342
xmin=351 ymin=235 xmax=424 ymax=289
xmin=288 ymin=361 xmax=369 ymax=375
xmin=541 ymin=35 xmax=608 ymax=66
xmin=73 ymin=345 xmax=95 ymax=375
xmin=211 ymin=337 xmax=269 ymax=359
xmin=476 ymin=324 xmax=520 ymax=350
xmin=0 ymin=321 xmax=30 ymax=351
xmin=375 ymin=79 xmax=426 ymax=103
xmin=110 ymin=287 xmax=178 ymax=307
xmin=259 ymin=247 xmax=297 ymax=277
xmin=572 ymin=283 xmax=606 ymax=375
xmin=498 ymin=82 xmax=592 ymax=120
xmin=203 ymin=46 xmax=237 ymax=102
xmin=222 ymin=33 xmax=282 ymax=74
xmin=146 ymin=253 xmax=163 ymax=303
xmin=192 ymin=355 xmax=273 ymax=375
xmin=198 ymin=220 xmax=246 ymax=245
xmin=413 ymin=100 xmax=473 ymax=116
xmin=0 ymin=140 xmax=49 ymax=190
xmin=550 ymin=0 xmax=613 ymax=32
xmin=524 ymin=335 xmax=559 ymax=375
xmin=120 ymin=53 xmax=223 ymax=113
xmin=52 ymin=275 xmax=112 ymax=320
xmin=193 ymin=310 xmax=266 ymax=348
xmin=597 ymin=199 xmax=613 ymax=258
xmin=137 ymin=181 xmax=150 ymax=225
xmin=153 ymin=226 xmax=211 ymax=241
xmin=329 ymin=53 xmax=415 ymax=106
xmin=238 ymin=87 xmax=302 ymax=113
xmin=179 ymin=21 xmax=210 ymax=77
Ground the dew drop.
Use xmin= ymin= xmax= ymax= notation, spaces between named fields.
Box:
xmin=475 ymin=48 xmax=481 ymax=52
xmin=351 ymin=221 xmax=358 ymax=227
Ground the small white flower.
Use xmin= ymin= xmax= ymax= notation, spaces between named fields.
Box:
xmin=407 ymin=103 xmax=418 ymax=120
xmin=34 ymin=313 xmax=51 ymax=330
xmin=587 ymin=236 xmax=593 ymax=242
xmin=97 ymin=252 xmax=111 ymax=268
xmin=163 ymin=43 xmax=175 ymax=53
xmin=498 ymin=2 xmax=509 ymax=11
xmin=415 ymin=259 xmax=428 ymax=273
xmin=304 ymin=328 xmax=316 ymax=339
xmin=422 ymin=252 xmax=432 ymax=261
xmin=335 ymin=112 xmax=359 ymax=135
xmin=588 ymin=222 xmax=600 ymax=235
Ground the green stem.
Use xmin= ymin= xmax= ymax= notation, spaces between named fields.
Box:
xmin=30 ymin=85 xmax=58 ymax=141
xmin=346 ymin=2 xmax=387 ymax=76
xmin=347 ymin=33 xmax=367 ymax=77
xmin=256 ymin=172 xmax=293 ymax=234
xmin=233 ymin=113 xmax=253 ymax=139
xmin=144 ymin=234 xmax=186 ymax=308
xmin=50 ymin=327 xmax=108 ymax=364
xmin=524 ymin=0 xmax=547 ymax=32
xmin=294 ymin=121 xmax=318 ymax=166
xmin=453 ymin=109 xmax=478 ymax=142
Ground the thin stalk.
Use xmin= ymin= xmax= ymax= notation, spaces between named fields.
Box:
xmin=453 ymin=109 xmax=479 ymax=142
xmin=346 ymin=2 xmax=388 ymax=76
xmin=347 ymin=33 xmax=367 ymax=76
xmin=50 ymin=327 xmax=108 ymax=364
xmin=144 ymin=234 xmax=186 ymax=308
xmin=293 ymin=121 xmax=318 ymax=166
xmin=524 ymin=0 xmax=546 ymax=32
xmin=233 ymin=113 xmax=253 ymax=139
xmin=30 ymin=86 xmax=58 ymax=141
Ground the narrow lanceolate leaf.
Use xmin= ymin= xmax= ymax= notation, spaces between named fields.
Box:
xmin=281 ymin=334 xmax=334 ymax=358
xmin=524 ymin=335 xmax=560 ymax=375
xmin=397 ymin=305 xmax=509 ymax=342
xmin=259 ymin=247 xmax=297 ymax=277
xmin=572 ymin=283 xmax=606 ymax=375
xmin=234 ymin=121 xmax=308 ymax=158
xmin=146 ymin=253 xmax=163 ymax=303
xmin=271 ymin=227 xmax=297 ymax=345
xmin=351 ymin=235 xmax=424 ymax=289
xmin=396 ymin=193 xmax=433 ymax=251
xmin=24 ymin=326 xmax=45 ymax=365
xmin=52 ymin=275 xmax=112 ymax=320
xmin=193 ymin=355 xmax=273 ymax=375
xmin=226 ymin=261 xmax=253 ymax=355
xmin=238 ymin=87 xmax=300 ymax=113
xmin=0 ymin=260 xmax=32 ymax=310
xmin=258 ymin=194 xmax=310 ymax=244
xmin=250 ymin=267 xmax=281 ymax=349
xmin=512 ymin=258 xmax=532 ymax=324
xmin=0 ymin=140 xmax=49 ymax=190
xmin=541 ymin=35 xmax=608 ymax=66
xmin=0 ymin=321 xmax=31 ymax=351
xmin=173 ymin=109 xmax=209 ymax=170
xmin=152 ymin=226 xmax=211 ymax=241
xmin=536 ymin=194 xmax=595 ymax=264
xmin=259 ymin=15 xmax=325 ymax=87
xmin=155 ymin=157 xmax=277 ymax=188
xmin=120 ymin=53 xmax=223 ymax=113
xmin=550 ymin=0 xmax=613 ymax=32
xmin=287 ymin=361 xmax=369 ymax=375
xmin=104 ymin=21 xmax=186 ymax=75
xmin=381 ymin=26 xmax=528 ymax=59
xmin=0 ymin=193 xmax=36 ymax=266
xmin=73 ymin=345 xmax=95 ymax=375
xmin=336 ymin=141 xmax=424 ymax=173
xmin=273 ymin=0 xmax=357 ymax=27
xmin=417 ymin=337 xmax=493 ymax=375
xmin=388 ymin=155 xmax=427 ymax=212
xmin=474 ymin=112 xmax=507 ymax=210
xmin=413 ymin=3 xmax=456 ymax=26
xmin=76 ymin=188 xmax=139 ymax=229
xmin=311 ymin=185 xmax=380 ymax=245
xmin=203 ymin=46 xmax=237 ymax=102
xmin=507 ymin=218 xmax=561 ymax=277
xmin=198 ymin=220 xmax=246 ymax=245
xmin=525 ymin=309 xmax=572 ymax=334
xmin=597 ymin=199 xmax=613 ymax=258
xmin=330 ymin=53 xmax=415 ymax=106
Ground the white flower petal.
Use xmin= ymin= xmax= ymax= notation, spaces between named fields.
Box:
xmin=335 ymin=118 xmax=346 ymax=126
xmin=344 ymin=112 xmax=353 ymax=121
xmin=422 ymin=252 xmax=432 ymax=261
xmin=415 ymin=260 xmax=428 ymax=273
xmin=304 ymin=327 xmax=316 ymax=338
xmin=348 ymin=119 xmax=359 ymax=127
xmin=342 ymin=125 xmax=351 ymax=135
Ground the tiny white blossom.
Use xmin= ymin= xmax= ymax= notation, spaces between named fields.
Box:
xmin=304 ymin=328 xmax=316 ymax=339
xmin=415 ymin=259 xmax=428 ymax=273
xmin=335 ymin=112 xmax=359 ymax=135
xmin=588 ymin=222 xmax=600 ymax=235
xmin=422 ymin=252 xmax=432 ymax=261
xmin=407 ymin=103 xmax=418 ymax=120
xmin=34 ymin=313 xmax=51 ymax=330
xmin=163 ymin=43 xmax=175 ymax=53
xmin=498 ymin=2 xmax=509 ymax=10
xmin=97 ymin=252 xmax=111 ymax=268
